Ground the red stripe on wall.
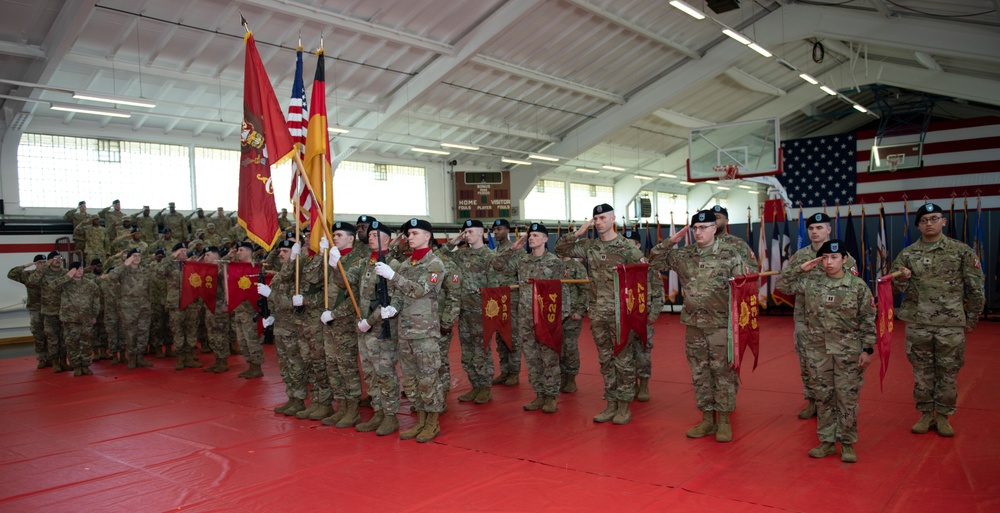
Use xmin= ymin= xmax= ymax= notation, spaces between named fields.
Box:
xmin=855 ymin=186 xmax=1000 ymax=204
xmin=0 ymin=243 xmax=72 ymax=254
xmin=856 ymin=161 xmax=1000 ymax=183
xmin=857 ymin=116 xmax=1000 ymax=140
xmin=856 ymin=135 xmax=1000 ymax=163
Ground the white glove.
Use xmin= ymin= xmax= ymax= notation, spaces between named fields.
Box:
xmin=358 ymin=319 xmax=371 ymax=332
xmin=320 ymin=310 xmax=333 ymax=324
xmin=381 ymin=305 xmax=398 ymax=319
xmin=262 ymin=316 xmax=275 ymax=328
xmin=257 ymin=283 xmax=272 ymax=297
xmin=328 ymin=246 xmax=341 ymax=267
xmin=374 ymin=262 xmax=395 ymax=280
xmin=319 ymin=236 xmax=330 ymax=252
xmin=292 ymin=294 xmax=303 ymax=306
xmin=291 ymin=242 xmax=301 ymax=260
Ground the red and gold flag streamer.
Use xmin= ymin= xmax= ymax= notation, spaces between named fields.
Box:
xmin=180 ymin=261 xmax=219 ymax=313
xmin=729 ymin=273 xmax=761 ymax=373
xmin=876 ymin=276 xmax=895 ymax=392
xmin=531 ymin=279 xmax=563 ymax=355
xmin=613 ymin=263 xmax=649 ymax=356
xmin=481 ymin=286 xmax=512 ymax=351
xmin=226 ymin=261 xmax=263 ymax=313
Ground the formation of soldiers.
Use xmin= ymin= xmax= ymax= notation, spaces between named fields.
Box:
xmin=8 ymin=200 xmax=983 ymax=454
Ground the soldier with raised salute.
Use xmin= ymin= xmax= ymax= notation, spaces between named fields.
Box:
xmin=53 ymin=262 xmax=101 ymax=377
xmin=891 ymin=203 xmax=985 ymax=437
xmin=106 ymin=249 xmax=153 ymax=369
xmin=7 ymin=255 xmax=48 ymax=368
xmin=709 ymin=205 xmax=758 ymax=270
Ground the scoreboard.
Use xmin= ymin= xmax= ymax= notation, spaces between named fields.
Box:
xmin=455 ymin=171 xmax=511 ymax=220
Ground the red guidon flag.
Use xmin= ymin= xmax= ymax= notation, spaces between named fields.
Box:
xmin=180 ymin=262 xmax=219 ymax=313
xmin=531 ymin=279 xmax=562 ymax=355
xmin=227 ymin=261 xmax=264 ymax=313
xmin=876 ymin=276 xmax=895 ymax=392
xmin=481 ymin=286 xmax=512 ymax=351
xmin=613 ymin=263 xmax=649 ymax=357
xmin=729 ymin=273 xmax=761 ymax=374
xmin=239 ymin=28 xmax=295 ymax=251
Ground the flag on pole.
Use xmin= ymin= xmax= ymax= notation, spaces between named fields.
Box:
xmin=876 ymin=276 xmax=895 ymax=392
xmin=531 ymin=279 xmax=563 ymax=355
xmin=614 ymin=263 xmax=649 ymax=355
xmin=772 ymin=220 xmax=795 ymax=307
xmin=481 ymin=286 xmax=512 ymax=350
xmin=948 ymin=197 xmax=956 ymax=239
xmin=729 ymin=273 xmax=761 ymax=373
xmin=902 ymin=201 xmax=911 ymax=249
xmin=973 ymin=196 xmax=985 ymax=264
xmin=643 ymin=222 xmax=654 ymax=256
xmin=304 ymin=48 xmax=332 ymax=254
xmin=226 ymin=261 xmax=264 ymax=313
xmin=961 ymin=197 xmax=969 ymax=244
xmin=835 ymin=204 xmax=842 ymax=239
xmin=180 ymin=262 xmax=219 ymax=312
xmin=876 ymin=205 xmax=889 ymax=281
xmin=844 ymin=208 xmax=861 ymax=269
xmin=666 ymin=216 xmax=680 ymax=303
xmin=286 ymin=45 xmax=312 ymax=227
xmin=757 ymin=208 xmax=770 ymax=307
xmin=796 ymin=206 xmax=807 ymax=251
xmin=239 ymin=27 xmax=295 ymax=251
xmin=860 ymin=204 xmax=871 ymax=288
xmin=746 ymin=207 xmax=753 ymax=246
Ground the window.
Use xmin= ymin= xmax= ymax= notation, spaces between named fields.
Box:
xmin=656 ymin=192 xmax=688 ymax=225
xmin=333 ymin=160 xmax=427 ymax=216
xmin=523 ymin=180 xmax=567 ymax=221
xmin=569 ymin=183 xmax=613 ymax=222
xmin=194 ymin=148 xmax=239 ymax=211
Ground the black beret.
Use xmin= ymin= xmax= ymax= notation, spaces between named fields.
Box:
xmin=806 ymin=212 xmax=831 ymax=227
xmin=404 ymin=218 xmax=434 ymax=234
xmin=90 ymin=258 xmax=103 ymax=267
xmin=816 ymin=239 xmax=848 ymax=257
xmin=370 ymin=220 xmax=392 ymax=237
xmin=357 ymin=215 xmax=376 ymax=224
xmin=68 ymin=262 xmax=82 ymax=270
xmin=333 ymin=221 xmax=356 ymax=234
xmin=78 ymin=200 xmax=86 ymax=206
xmin=33 ymin=254 xmax=46 ymax=262
xmin=528 ymin=222 xmax=548 ymax=236
xmin=593 ymin=203 xmax=614 ymax=216
xmin=161 ymin=227 xmax=171 ymax=233
xmin=172 ymin=242 xmax=187 ymax=252
xmin=47 ymin=251 xmax=61 ymax=259
xmin=492 ymin=219 xmax=511 ymax=229
xmin=691 ymin=210 xmax=717 ymax=225
xmin=278 ymin=239 xmax=295 ymax=249
xmin=462 ymin=219 xmax=484 ymax=229
xmin=235 ymin=241 xmax=254 ymax=249
xmin=710 ymin=205 xmax=729 ymax=217
xmin=285 ymin=230 xmax=295 ymax=239
xmin=154 ymin=248 xmax=166 ymax=256
xmin=914 ymin=203 xmax=943 ymax=225
xmin=218 ymin=248 xmax=229 ymax=258
xmin=623 ymin=229 xmax=641 ymax=242
xmin=205 ymin=246 xmax=220 ymax=254
xmin=185 ymin=250 xmax=197 ymax=258
xmin=112 ymin=199 xmax=120 ymax=204
xmin=130 ymin=227 xmax=139 ymax=233
xmin=126 ymin=248 xmax=142 ymax=258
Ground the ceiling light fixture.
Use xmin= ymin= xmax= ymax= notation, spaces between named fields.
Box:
xmin=738 ymin=185 xmax=752 ymax=189
xmin=634 ymin=175 xmax=653 ymax=180
xmin=669 ymin=1 xmax=706 ymax=19
xmin=679 ymin=181 xmax=696 ymax=186
xmin=716 ymin=186 xmax=731 ymax=190
xmin=575 ymin=167 xmax=600 ymax=174
xmin=747 ymin=190 xmax=759 ymax=194
xmin=853 ymin=104 xmax=869 ymax=113
xmin=820 ymin=86 xmax=838 ymax=96
xmin=722 ymin=29 xmax=752 ymax=45
xmin=328 ymin=127 xmax=350 ymax=134
xmin=501 ymin=157 xmax=532 ymax=166
xmin=50 ymin=102 xmax=131 ymax=118
xmin=72 ymin=92 xmax=155 ymax=109
xmin=748 ymin=43 xmax=772 ymax=58
xmin=411 ymin=147 xmax=450 ymax=155
xmin=658 ymin=173 xmax=677 ymax=178
xmin=798 ymin=73 xmax=819 ymax=85
xmin=441 ymin=142 xmax=479 ymax=151
xmin=705 ymin=180 xmax=719 ymax=184
xmin=603 ymin=165 xmax=626 ymax=171
xmin=528 ymin=154 xmax=560 ymax=162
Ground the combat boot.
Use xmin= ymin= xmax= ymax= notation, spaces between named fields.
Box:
xmin=686 ymin=411 xmax=717 ymax=438
xmin=798 ymin=399 xmax=817 ymax=419
xmin=911 ymin=412 xmax=935 ymax=434
xmin=52 ymin=360 xmax=65 ymax=373
xmin=273 ymin=399 xmax=293 ymax=414
xmin=156 ymin=345 xmax=166 ymax=359
xmin=211 ymin=358 xmax=229 ymax=373
xmin=335 ymin=400 xmax=360 ymax=428
xmin=491 ymin=373 xmax=509 ymax=385
xmin=73 ymin=366 xmax=83 ymax=377
xmin=239 ymin=363 xmax=263 ymax=378
xmin=593 ymin=400 xmax=617 ymax=423
xmin=375 ymin=414 xmax=399 ymax=436
xmin=184 ymin=352 xmax=202 ymax=368
xmin=840 ymin=443 xmax=857 ymax=463
xmin=457 ymin=387 xmax=478 ymax=402
xmin=523 ymin=395 xmax=545 ymax=411
xmin=542 ymin=395 xmax=558 ymax=414
xmin=716 ymin=412 xmax=733 ymax=442
xmin=203 ymin=357 xmax=221 ymax=372
xmin=175 ymin=356 xmax=186 ymax=371
xmin=935 ymin=414 xmax=955 ymax=437
xmin=808 ymin=442 xmax=837 ymax=458
xmin=636 ymin=378 xmax=650 ymax=402
xmin=504 ymin=374 xmax=519 ymax=386
xmin=474 ymin=387 xmax=492 ymax=404
xmin=166 ymin=345 xmax=176 ymax=357
xmin=126 ymin=356 xmax=137 ymax=369
xmin=322 ymin=403 xmax=347 ymax=426
xmin=111 ymin=352 xmax=122 ymax=365
xmin=81 ymin=366 xmax=93 ymax=376
xmin=296 ymin=403 xmax=321 ymax=419
xmin=281 ymin=398 xmax=306 ymax=416
xmin=416 ymin=412 xmax=440 ymax=443
xmin=135 ymin=355 xmax=153 ymax=367
xmin=200 ymin=343 xmax=211 ymax=354
xmin=612 ymin=400 xmax=631 ymax=425
xmin=561 ymin=375 xmax=578 ymax=393
xmin=400 ymin=411 xmax=427 ymax=440
xmin=36 ymin=360 xmax=49 ymax=369
xmin=355 ymin=411 xmax=384 ymax=432
xmin=308 ymin=403 xmax=334 ymax=421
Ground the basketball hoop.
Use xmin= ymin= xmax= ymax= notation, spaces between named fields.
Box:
xmin=886 ymin=154 xmax=904 ymax=172
xmin=713 ymin=164 xmax=740 ymax=186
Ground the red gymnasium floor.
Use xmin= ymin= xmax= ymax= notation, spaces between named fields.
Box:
xmin=1 ymin=315 xmax=998 ymax=513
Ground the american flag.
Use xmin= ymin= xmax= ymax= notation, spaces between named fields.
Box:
xmin=778 ymin=133 xmax=857 ymax=208
xmin=286 ymin=46 xmax=313 ymax=226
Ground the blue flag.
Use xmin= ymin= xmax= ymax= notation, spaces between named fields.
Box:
xmin=844 ymin=210 xmax=861 ymax=268
xmin=797 ymin=212 xmax=807 ymax=251
xmin=487 ymin=232 xmax=496 ymax=250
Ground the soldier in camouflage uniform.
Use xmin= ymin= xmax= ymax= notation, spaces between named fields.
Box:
xmin=318 ymin=223 xmax=365 ymax=429
xmin=64 ymin=200 xmax=89 ymax=229
xmin=211 ymin=207 xmax=232 ymax=234
xmin=331 ymin=221 xmax=401 ymax=435
xmin=202 ymin=223 xmax=222 ymax=248
xmin=783 ymin=240 xmax=875 ymax=463
xmin=54 ymin=262 xmax=101 ymax=376
xmin=146 ymin=248 xmax=170 ymax=358
xmin=708 ymin=206 xmax=759 ymax=270
xmin=560 ymin=256 xmax=587 ymax=393
xmin=106 ymin=249 xmax=154 ymax=369
xmin=86 ymin=259 xmax=112 ymax=361
xmin=353 ymin=215 xmax=375 ymax=252
xmin=156 ymin=202 xmax=189 ymax=241
xmin=228 ymin=242 xmax=265 ymax=378
xmin=131 ymin=206 xmax=159 ymax=243
xmin=650 ymin=210 xmax=747 ymax=442
xmin=99 ymin=200 xmax=126 ymax=232
xmin=156 ymin=243 xmax=201 ymax=370
xmin=199 ymin=248 xmax=232 ymax=373
xmin=374 ymin=218 xmax=447 ymax=442
xmin=623 ymin=229 xmax=665 ymax=402
xmin=28 ymin=251 xmax=68 ymax=372
xmin=432 ymin=238 xmax=462 ymax=399
xmin=556 ymin=204 xmax=645 ymax=425
xmin=81 ymin=215 xmax=111 ymax=269
xmin=8 ymin=255 xmax=49 ymax=368
xmin=286 ymin=233 xmax=335 ymax=421
xmin=259 ymin=240 xmax=309 ymax=415
xmin=446 ymin=219 xmax=497 ymax=404
xmin=278 ymin=209 xmax=293 ymax=232
xmin=489 ymin=219 xmax=521 ymax=386
xmin=495 ymin=224 xmax=566 ymax=413
xmin=97 ymin=264 xmax=124 ymax=364
xmin=778 ymin=212 xmax=858 ymax=419
xmin=190 ymin=208 xmax=210 ymax=235
xmin=891 ymin=203 xmax=985 ymax=437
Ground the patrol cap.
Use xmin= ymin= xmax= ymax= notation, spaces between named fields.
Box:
xmin=816 ymin=239 xmax=848 ymax=257
xmin=691 ymin=210 xmax=717 ymax=225
xmin=142 ymin=205 xmax=150 ymax=210
xmin=168 ymin=202 xmax=176 ymax=207
xmin=710 ymin=205 xmax=729 ymax=217
xmin=278 ymin=239 xmax=295 ymax=249
xmin=47 ymin=250 xmax=61 ymax=260
xmin=528 ymin=222 xmax=548 ymax=236
xmin=806 ymin=212 xmax=832 ymax=227
xmin=623 ymin=229 xmax=641 ymax=242
xmin=206 ymin=222 xmax=215 ymax=228
xmin=462 ymin=219 xmax=484 ymax=229
xmin=122 ymin=218 xmax=131 ymax=224
xmin=68 ymin=262 xmax=82 ymax=271
xmin=914 ymin=203 xmax=943 ymax=226
xmin=370 ymin=220 xmax=392 ymax=237
xmin=593 ymin=203 xmax=614 ymax=216
xmin=90 ymin=214 xmax=99 ymax=220
xmin=333 ymin=221 xmax=356 ymax=235
xmin=172 ymin=242 xmax=187 ymax=252
xmin=492 ymin=219 xmax=511 ymax=229
xmin=90 ymin=258 xmax=103 ymax=267
xmin=357 ymin=215 xmax=376 ymax=224
xmin=406 ymin=218 xmax=433 ymax=234
xmin=154 ymin=248 xmax=166 ymax=256
xmin=33 ymin=254 xmax=46 ymax=262
xmin=197 ymin=208 xmax=204 ymax=213
xmin=126 ymin=248 xmax=142 ymax=258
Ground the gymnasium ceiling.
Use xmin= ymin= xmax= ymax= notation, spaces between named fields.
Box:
xmin=2 ymin=0 xmax=999 ymax=199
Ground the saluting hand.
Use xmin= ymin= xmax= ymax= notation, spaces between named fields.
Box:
xmin=800 ymin=256 xmax=823 ymax=272
xmin=669 ymin=225 xmax=689 ymax=245
xmin=574 ymin=218 xmax=593 ymax=238
xmin=513 ymin=234 xmax=528 ymax=249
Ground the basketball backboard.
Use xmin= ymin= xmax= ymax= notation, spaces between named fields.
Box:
xmin=868 ymin=142 xmax=923 ymax=173
xmin=687 ymin=118 xmax=782 ymax=182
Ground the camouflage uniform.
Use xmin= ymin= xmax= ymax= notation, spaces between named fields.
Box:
xmin=64 ymin=208 xmax=89 ymax=229
xmin=55 ymin=275 xmax=101 ymax=370
xmin=783 ymin=266 xmax=876 ymax=444
xmin=494 ymin=246 xmax=565 ymax=397
xmin=447 ymin=243 xmax=496 ymax=390
xmin=389 ymin=250 xmax=447 ymax=412
xmin=323 ymin=248 xmax=364 ymax=404
xmin=650 ymin=238 xmax=745 ymax=412
xmin=97 ymin=275 xmax=123 ymax=357
xmin=100 ymin=207 xmax=126 ymax=232
xmin=489 ymin=237 xmax=521 ymax=380
xmin=190 ymin=214 xmax=210 ymax=235
xmin=555 ymin=233 xmax=644 ymax=401
xmin=8 ymin=265 xmax=47 ymax=365
xmin=154 ymin=256 xmax=190 ymax=356
xmin=131 ymin=213 xmax=159 ymax=242
xmin=778 ymin=246 xmax=857 ymax=403
xmin=718 ymin=231 xmax=758 ymax=271
xmin=435 ymin=250 xmax=462 ymax=395
xmin=204 ymin=265 xmax=231 ymax=361
xmin=156 ymin=210 xmax=189 ymax=241
xmin=891 ymin=237 xmax=985 ymax=416
xmin=27 ymin=265 xmax=67 ymax=365
xmin=296 ymin=255 xmax=333 ymax=406
xmin=269 ymin=260 xmax=307 ymax=401
xmin=147 ymin=257 xmax=169 ymax=353
xmin=107 ymin=264 xmax=151 ymax=362
xmin=560 ymin=258 xmax=588 ymax=380
xmin=82 ymin=222 xmax=111 ymax=264
xmin=229 ymin=224 xmax=248 ymax=243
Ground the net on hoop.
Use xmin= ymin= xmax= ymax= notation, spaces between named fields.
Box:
xmin=886 ymin=154 xmax=904 ymax=172
xmin=713 ymin=164 xmax=741 ymax=186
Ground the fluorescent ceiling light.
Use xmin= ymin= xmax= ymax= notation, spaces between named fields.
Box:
xmin=72 ymin=92 xmax=155 ymax=109
xmin=679 ymin=181 xmax=696 ymax=186
xmin=328 ymin=127 xmax=350 ymax=134
xmin=738 ymin=185 xmax=752 ymax=189
xmin=722 ymin=29 xmax=752 ymax=45
xmin=501 ymin=157 xmax=532 ymax=166
xmin=747 ymin=190 xmax=759 ymax=194
xmin=634 ymin=175 xmax=653 ymax=180
xmin=820 ymin=86 xmax=838 ymax=96
xmin=50 ymin=102 xmax=131 ymax=118
xmin=603 ymin=164 xmax=626 ymax=171
xmin=575 ymin=167 xmax=600 ymax=174
xmin=411 ymin=147 xmax=450 ymax=155
xmin=853 ymin=104 xmax=869 ymax=113
xmin=872 ymin=145 xmax=881 ymax=166
xmin=669 ymin=1 xmax=706 ymax=19
xmin=441 ymin=142 xmax=479 ymax=151
xmin=717 ymin=186 xmax=731 ymax=190
xmin=705 ymin=180 xmax=718 ymax=184
xmin=799 ymin=73 xmax=818 ymax=85
xmin=748 ymin=43 xmax=772 ymax=58
xmin=528 ymin=154 xmax=559 ymax=162
xmin=658 ymin=173 xmax=677 ymax=178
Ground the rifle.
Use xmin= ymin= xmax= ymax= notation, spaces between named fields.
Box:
xmin=375 ymin=232 xmax=392 ymax=340
xmin=253 ymin=262 xmax=274 ymax=345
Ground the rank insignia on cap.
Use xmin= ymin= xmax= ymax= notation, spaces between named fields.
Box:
xmin=830 ymin=242 xmax=839 ymax=252
xmin=452 ymin=274 xmax=459 ymax=283
xmin=815 ymin=214 xmax=822 ymax=221
xmin=410 ymin=219 xmax=418 ymax=226
xmin=926 ymin=205 xmax=934 ymax=211
xmin=430 ymin=273 xmax=438 ymax=283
